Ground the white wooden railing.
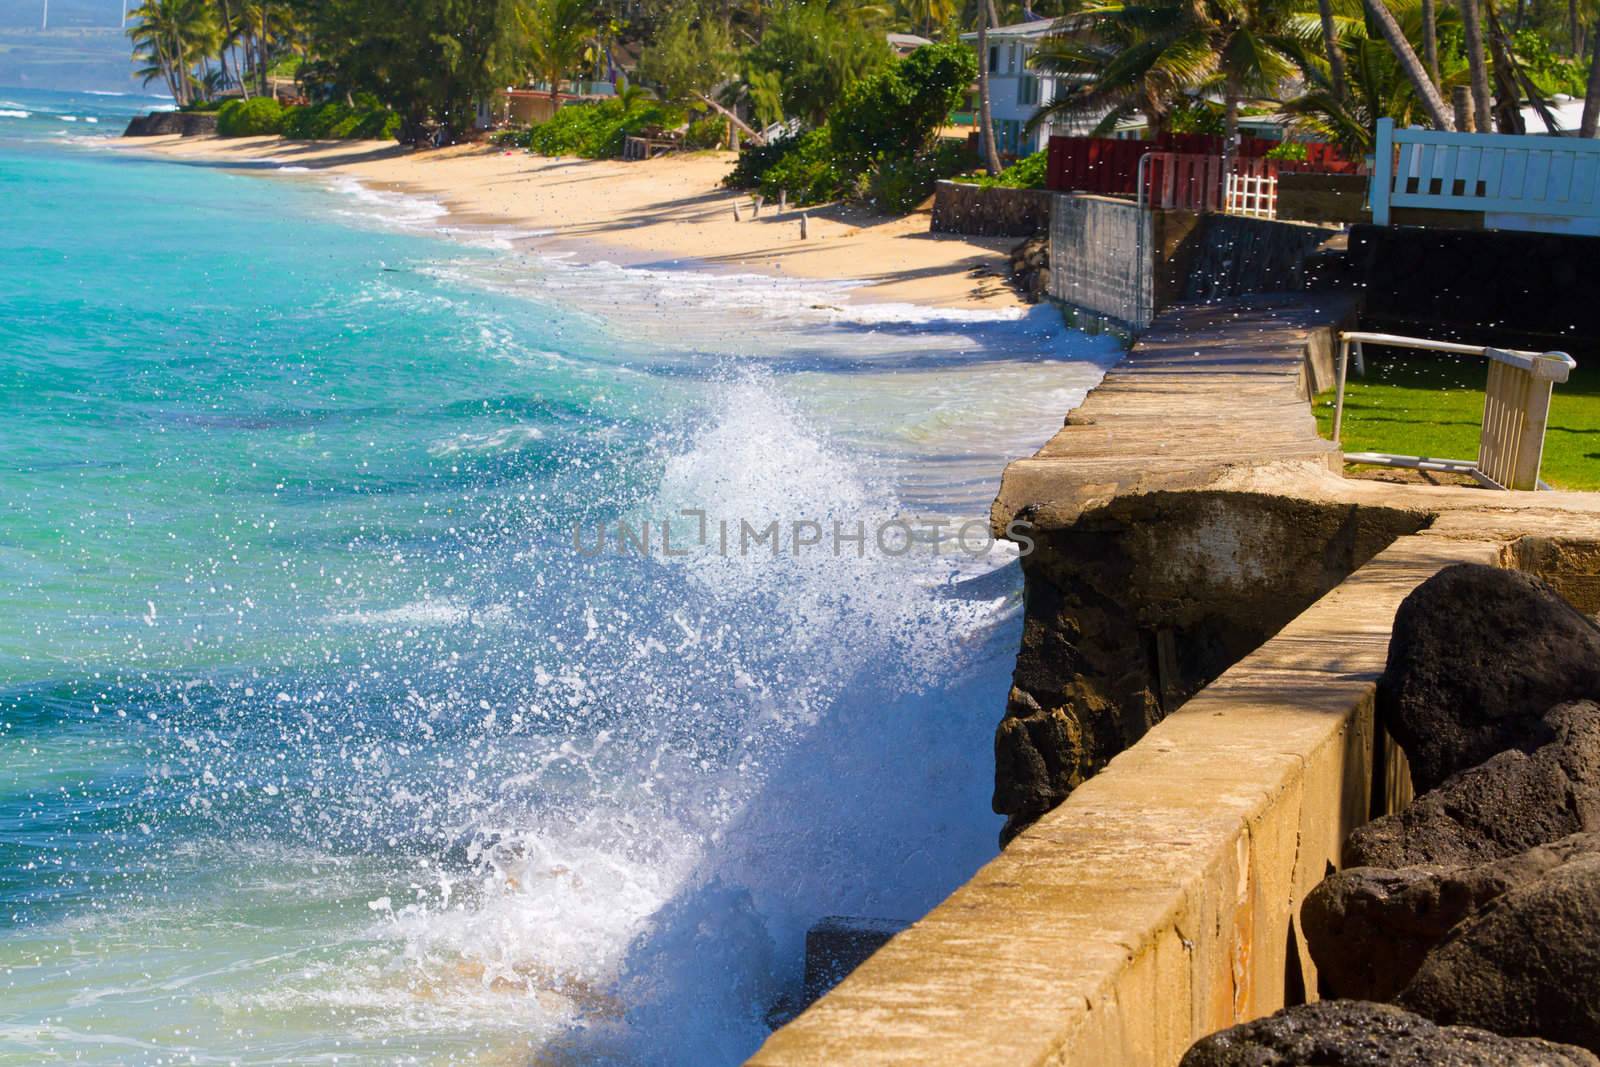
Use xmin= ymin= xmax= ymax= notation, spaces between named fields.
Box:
xmin=1333 ymin=330 xmax=1576 ymax=490
xmin=1371 ymin=117 xmax=1600 ymax=235
xmin=1225 ymin=169 xmax=1278 ymax=218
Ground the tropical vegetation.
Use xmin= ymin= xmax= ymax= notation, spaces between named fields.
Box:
xmin=125 ymin=0 xmax=1600 ymax=199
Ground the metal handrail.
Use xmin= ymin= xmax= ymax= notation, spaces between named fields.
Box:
xmin=1332 ymin=330 xmax=1576 ymax=490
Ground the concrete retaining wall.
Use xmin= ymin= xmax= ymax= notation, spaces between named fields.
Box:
xmin=750 ymin=531 xmax=1505 ymax=1066
xmin=1046 ymin=199 xmax=1338 ymax=332
xmin=1182 ymin=216 xmax=1341 ymax=302
xmin=1347 ymin=223 xmax=1600 ymax=357
xmin=1048 ymin=194 xmax=1154 ymax=329
xmin=930 ymin=181 xmax=1053 ymax=237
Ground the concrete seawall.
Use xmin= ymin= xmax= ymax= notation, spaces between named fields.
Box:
xmin=752 ymin=291 xmax=1600 ymax=1065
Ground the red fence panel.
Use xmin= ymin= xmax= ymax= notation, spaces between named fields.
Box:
xmin=1046 ymin=134 xmax=1357 ymax=194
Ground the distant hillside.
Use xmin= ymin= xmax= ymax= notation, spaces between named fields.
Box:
xmin=0 ymin=0 xmax=139 ymax=92
xmin=0 ymin=27 xmax=137 ymax=92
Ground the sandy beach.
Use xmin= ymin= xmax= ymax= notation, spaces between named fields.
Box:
xmin=115 ymin=135 xmax=1024 ymax=310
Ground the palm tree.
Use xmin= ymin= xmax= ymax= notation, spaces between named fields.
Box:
xmin=1459 ymin=0 xmax=1492 ymax=129
xmin=1029 ymin=4 xmax=1212 ymax=137
xmin=1281 ymin=0 xmax=1463 ymax=151
xmin=901 ymin=0 xmax=959 ymax=35
xmin=520 ymin=0 xmax=597 ymax=111
xmin=127 ymin=0 xmax=218 ymax=105
xmin=976 ymin=0 xmax=1002 ymax=173
xmin=1360 ymin=0 xmax=1453 ymax=127
xmin=1029 ymin=0 xmax=1299 ymax=151
xmin=1583 ymin=20 xmax=1600 ymax=135
xmin=1314 ymin=0 xmax=1348 ymax=102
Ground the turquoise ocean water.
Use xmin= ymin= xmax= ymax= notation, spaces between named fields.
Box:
xmin=0 ymin=88 xmax=1118 ymax=1064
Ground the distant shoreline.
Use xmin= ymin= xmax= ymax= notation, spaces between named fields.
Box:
xmin=111 ymin=132 xmax=1025 ymax=312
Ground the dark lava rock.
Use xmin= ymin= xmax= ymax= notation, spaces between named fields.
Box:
xmin=1180 ymin=1000 xmax=1598 ymax=1066
xmin=1399 ymin=848 xmax=1600 ymax=1052
xmin=123 ymin=111 xmax=218 ymax=137
xmin=1346 ymin=701 xmax=1600 ymax=869
xmin=1378 ymin=564 xmax=1600 ymax=794
xmin=1305 ymin=833 xmax=1600 ymax=1001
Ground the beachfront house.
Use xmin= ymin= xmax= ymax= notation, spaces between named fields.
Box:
xmin=959 ymin=19 xmax=1105 ymax=158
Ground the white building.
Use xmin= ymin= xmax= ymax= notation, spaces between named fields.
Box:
xmin=959 ymin=19 xmax=1103 ymax=158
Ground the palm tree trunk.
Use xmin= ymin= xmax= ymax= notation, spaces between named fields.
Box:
xmin=1583 ymin=20 xmax=1600 ymax=135
xmin=1422 ymin=0 xmax=1439 ymax=83
xmin=1485 ymin=0 xmax=1525 ymax=132
xmin=1317 ymin=0 xmax=1347 ymax=101
xmin=1223 ymin=82 xmax=1239 ymax=169
xmin=1363 ymin=0 xmax=1454 ymax=128
xmin=1570 ymin=0 xmax=1581 ymax=55
xmin=1461 ymin=0 xmax=1494 ymax=132
xmin=977 ymin=11 xmax=1002 ymax=174
xmin=217 ymin=0 xmax=244 ymax=97
xmin=549 ymin=72 xmax=561 ymax=112
xmin=255 ymin=9 xmax=267 ymax=97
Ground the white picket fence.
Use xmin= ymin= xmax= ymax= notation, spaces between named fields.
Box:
xmin=1371 ymin=116 xmax=1600 ymax=235
xmin=1224 ymin=170 xmax=1278 ymax=218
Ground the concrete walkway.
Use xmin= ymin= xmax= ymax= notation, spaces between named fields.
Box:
xmin=994 ymin=295 xmax=1351 ymax=532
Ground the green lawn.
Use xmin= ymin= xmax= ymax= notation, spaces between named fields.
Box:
xmin=1313 ymin=352 xmax=1600 ymax=491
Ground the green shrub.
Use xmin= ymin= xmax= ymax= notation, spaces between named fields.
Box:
xmin=684 ymin=115 xmax=725 ymax=150
xmin=281 ymin=102 xmax=400 ymax=141
xmin=830 ymin=41 xmax=977 ymax=170
xmin=1264 ymin=140 xmax=1309 ymax=162
xmin=524 ymin=98 xmax=686 ymax=159
xmin=753 ymin=128 xmax=849 ymax=204
xmin=217 ymin=97 xmax=285 ymax=136
xmin=183 ymin=99 xmax=226 ymax=112
xmin=724 ymin=135 xmax=799 ymax=189
xmin=864 ymin=139 xmax=975 ymax=212
xmin=491 ymin=126 xmax=535 ymax=148
xmin=961 ymin=148 xmax=1048 ymax=189
xmin=726 ymin=43 xmax=978 ymax=212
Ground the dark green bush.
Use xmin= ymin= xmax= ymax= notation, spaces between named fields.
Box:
xmin=683 ymin=115 xmax=725 ymax=150
xmin=754 ymin=128 xmax=849 ymax=204
xmin=282 ymin=102 xmax=400 ymax=141
xmin=830 ymin=41 xmax=977 ymax=170
xmin=864 ymin=139 xmax=975 ymax=212
xmin=217 ymin=97 xmax=285 ymax=136
xmin=491 ymin=126 xmax=534 ymax=147
xmin=724 ymin=43 xmax=977 ymax=213
xmin=961 ymin=148 xmax=1048 ymax=189
xmin=724 ymin=135 xmax=800 ymax=189
xmin=525 ymin=98 xmax=686 ymax=159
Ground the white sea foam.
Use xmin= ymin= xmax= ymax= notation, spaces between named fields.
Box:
xmin=58 ymin=115 xmax=78 ymax=122
xmin=337 ymin=371 xmax=1020 ymax=1061
xmin=325 ymin=597 xmax=513 ymax=628
xmin=429 ymin=425 xmax=546 ymax=456
xmin=326 ymin=175 xmax=449 ymax=229
xmin=0 ymin=110 xmax=30 ymax=119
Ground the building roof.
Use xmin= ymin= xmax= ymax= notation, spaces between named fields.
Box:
xmin=958 ymin=17 xmax=1062 ymax=43
xmin=887 ymin=32 xmax=934 ymax=48
xmin=1521 ymin=94 xmax=1588 ymax=134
